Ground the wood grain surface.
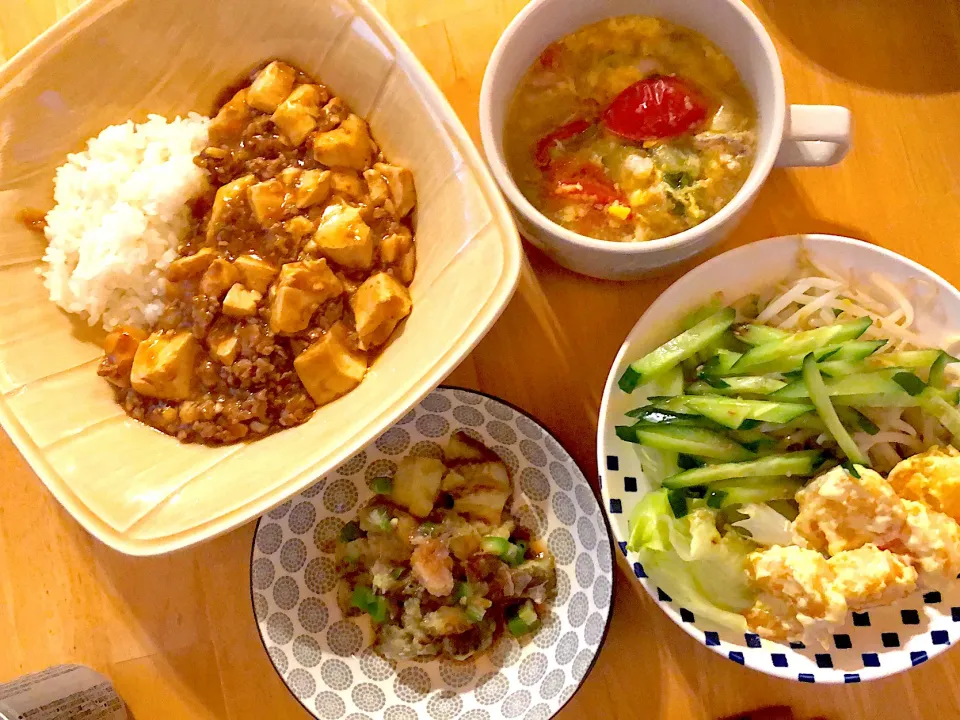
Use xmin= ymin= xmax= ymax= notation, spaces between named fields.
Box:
xmin=2 ymin=1 xmax=960 ymax=718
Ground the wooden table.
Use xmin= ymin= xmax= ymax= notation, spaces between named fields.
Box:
xmin=3 ymin=1 xmax=960 ymax=718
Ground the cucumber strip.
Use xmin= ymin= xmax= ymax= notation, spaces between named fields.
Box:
xmin=618 ymin=308 xmax=736 ymax=393
xmin=651 ymin=396 xmax=814 ymax=430
xmin=687 ymin=376 xmax=787 ymax=396
xmin=699 ymin=349 xmax=742 ymax=376
xmin=919 ymin=387 xmax=960 ymax=441
xmin=732 ymin=318 xmax=872 ymax=371
xmin=661 ymin=451 xmax=823 ymax=489
xmin=714 ymin=340 xmax=887 ymax=377
xmin=633 ymin=425 xmax=755 ymax=462
xmin=728 ymin=428 xmax=778 ymax=452
xmin=770 ymin=369 xmax=906 ymax=400
xmin=929 ymin=351 xmax=958 ymax=389
xmin=623 ymin=407 xmax=725 ymax=429
xmin=801 ymin=353 xmax=869 ymax=465
xmin=865 ymin=350 xmax=943 ymax=370
xmin=679 ymin=296 xmax=725 ymax=331
xmin=734 ymin=324 xmax=790 ymax=346
xmin=832 ymin=392 xmax=931 ymax=407
xmin=708 ymin=476 xmax=805 ymax=506
xmin=813 ymin=351 xmax=943 ymax=378
xmin=652 ymin=364 xmax=686 ymax=396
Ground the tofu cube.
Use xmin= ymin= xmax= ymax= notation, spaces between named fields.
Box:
xmin=270 ymin=287 xmax=315 ymax=334
xmin=223 ymin=283 xmax=262 ymax=317
xmin=378 ymin=227 xmax=412 ymax=264
xmin=363 ymin=167 xmax=390 ymax=206
xmin=207 ymin=321 xmax=239 ymax=366
xmin=350 ymin=272 xmax=412 ymax=349
xmin=373 ymin=162 xmax=416 ymax=218
xmin=330 ymin=171 xmax=365 ymax=202
xmin=271 ymin=84 xmax=327 ymax=146
xmin=294 ymin=325 xmax=368 ymax=406
xmin=269 ymin=259 xmax=343 ymax=334
xmin=130 ymin=331 xmax=198 ymax=400
xmin=167 ymin=247 xmax=217 ymax=282
xmin=199 ymin=258 xmax=241 ymax=299
xmin=284 ymin=216 xmax=316 ymax=239
xmin=312 ymin=114 xmax=375 ymax=170
xmin=308 ymin=204 xmax=374 ymax=270
xmin=247 ymin=61 xmax=297 ymax=113
xmin=207 ymin=174 xmax=256 ymax=242
xmin=232 ymin=254 xmax=278 ymax=294
xmin=248 ymin=178 xmax=288 ymax=227
xmin=294 ymin=169 xmax=331 ymax=208
xmin=209 ymin=88 xmax=251 ymax=145
xmin=278 ymin=258 xmax=343 ymax=297
xmin=393 ymin=456 xmax=446 ymax=518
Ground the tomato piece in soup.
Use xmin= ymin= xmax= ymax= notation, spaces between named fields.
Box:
xmin=602 ymin=75 xmax=709 ymax=142
xmin=533 ymin=119 xmax=594 ymax=169
xmin=545 ymin=162 xmax=623 ymax=206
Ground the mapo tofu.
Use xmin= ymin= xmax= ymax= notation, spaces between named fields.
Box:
xmin=97 ymin=61 xmax=417 ymax=444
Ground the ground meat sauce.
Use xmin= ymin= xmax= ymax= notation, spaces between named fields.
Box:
xmin=98 ymin=61 xmax=417 ymax=445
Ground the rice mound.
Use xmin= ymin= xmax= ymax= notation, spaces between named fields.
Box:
xmin=42 ymin=113 xmax=211 ymax=331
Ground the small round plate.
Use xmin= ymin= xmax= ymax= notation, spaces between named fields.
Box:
xmin=252 ymin=386 xmax=614 ymax=719
xmin=597 ymin=235 xmax=960 ymax=684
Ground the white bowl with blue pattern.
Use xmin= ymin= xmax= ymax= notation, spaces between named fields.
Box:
xmin=252 ymin=386 xmax=615 ymax=719
xmin=597 ymin=235 xmax=960 ymax=683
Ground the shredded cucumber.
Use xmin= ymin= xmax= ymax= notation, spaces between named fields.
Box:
xmin=801 ymin=353 xmax=869 ymax=465
xmin=661 ymin=451 xmax=823 ymax=489
xmin=732 ymin=318 xmax=872 ymax=371
xmin=619 ymin=309 xmax=736 ymax=392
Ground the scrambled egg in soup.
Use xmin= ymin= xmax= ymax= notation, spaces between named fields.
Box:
xmin=504 ymin=16 xmax=757 ymax=243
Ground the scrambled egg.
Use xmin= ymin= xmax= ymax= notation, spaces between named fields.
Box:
xmin=897 ymin=499 xmax=960 ymax=584
xmin=828 ymin=545 xmax=918 ymax=609
xmin=889 ymin=446 xmax=960 ymax=523
xmin=744 ymin=453 xmax=960 ymax=641
xmin=744 ymin=545 xmax=846 ymax=641
xmin=794 ymin=466 xmax=905 ymax=555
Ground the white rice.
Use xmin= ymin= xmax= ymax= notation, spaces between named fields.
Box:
xmin=42 ymin=113 xmax=211 ymax=330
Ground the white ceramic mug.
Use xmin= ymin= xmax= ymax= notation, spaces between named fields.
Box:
xmin=479 ymin=0 xmax=853 ymax=281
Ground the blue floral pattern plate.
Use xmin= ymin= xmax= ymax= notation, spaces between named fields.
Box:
xmin=252 ymin=387 xmax=614 ymax=719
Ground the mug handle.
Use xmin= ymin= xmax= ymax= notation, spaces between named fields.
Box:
xmin=775 ymin=105 xmax=852 ymax=168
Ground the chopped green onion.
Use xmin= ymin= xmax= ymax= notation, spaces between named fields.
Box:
xmin=514 ymin=539 xmax=529 ymax=556
xmin=371 ymin=476 xmax=393 ymax=494
xmin=367 ymin=596 xmax=388 ymax=623
xmin=480 ymin=536 xmax=511 ymax=556
xmin=667 ymin=488 xmax=688 ymax=518
xmin=465 ymin=604 xmax=487 ymax=623
xmin=368 ymin=507 xmax=392 ymax=531
xmin=351 ymin=585 xmax=375 ymax=611
xmin=339 ymin=520 xmax=363 ymax=542
xmin=706 ymin=490 xmax=727 ymax=509
xmin=454 ymin=581 xmax=472 ymax=600
xmin=390 ymin=567 xmax=405 ymax=581
xmin=893 ymin=371 xmax=926 ymax=396
xmin=518 ymin=603 xmax=538 ymax=626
